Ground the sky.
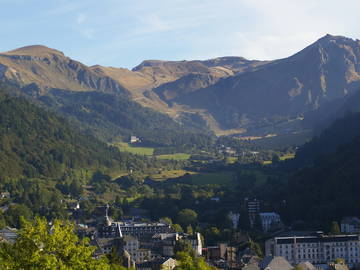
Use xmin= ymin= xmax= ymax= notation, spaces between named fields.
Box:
xmin=0 ymin=0 xmax=359 ymax=69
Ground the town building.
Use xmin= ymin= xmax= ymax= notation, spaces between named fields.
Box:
xmin=188 ymin=232 xmax=203 ymax=256
xmin=0 ymin=227 xmax=18 ymax=243
xmin=151 ymin=232 xmax=203 ymax=257
xmin=130 ymin=136 xmax=140 ymax=143
xmin=295 ymin=261 xmax=319 ymax=270
xmin=94 ymin=207 xmax=203 ymax=268
xmin=341 ymin=217 xmax=360 ymax=234
xmin=136 ymin=257 xmax=178 ymax=270
xmin=265 ymin=232 xmax=360 ymax=266
xmin=118 ymin=221 xmax=172 ymax=238
xmin=228 ymin=211 xmax=240 ymax=229
xmin=247 ymin=199 xmax=260 ymax=226
xmin=0 ymin=191 xmax=10 ymax=199
xmin=203 ymin=243 xmax=239 ymax=269
xmin=97 ymin=215 xmax=171 ymax=239
xmin=259 ymin=212 xmax=281 ymax=232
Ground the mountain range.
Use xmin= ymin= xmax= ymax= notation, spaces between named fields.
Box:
xmin=1 ymin=34 xmax=360 ymax=142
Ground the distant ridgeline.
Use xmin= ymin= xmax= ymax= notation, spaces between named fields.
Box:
xmin=0 ymin=84 xmax=153 ymax=180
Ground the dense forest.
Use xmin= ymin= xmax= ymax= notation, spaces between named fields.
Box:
xmin=267 ymin=112 xmax=360 ymax=227
xmin=294 ymin=112 xmax=360 ymax=166
xmin=0 ymin=85 xmax=165 ymax=180
xmin=36 ymin=89 xmax=214 ymax=148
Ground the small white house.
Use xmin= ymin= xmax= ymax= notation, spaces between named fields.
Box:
xmin=130 ymin=136 xmax=140 ymax=144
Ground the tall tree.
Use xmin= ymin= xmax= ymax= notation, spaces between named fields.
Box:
xmin=0 ymin=217 xmax=111 ymax=269
xmin=330 ymin=221 xmax=341 ymax=235
xmin=177 ymin=209 xmax=198 ymax=227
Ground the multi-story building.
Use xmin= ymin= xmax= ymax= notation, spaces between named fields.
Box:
xmin=259 ymin=212 xmax=281 ymax=232
xmin=228 ymin=211 xmax=240 ymax=229
xmin=118 ymin=221 xmax=172 ymax=238
xmin=341 ymin=217 xmax=360 ymax=234
xmin=247 ymin=199 xmax=260 ymax=226
xmin=188 ymin=232 xmax=203 ymax=256
xmin=265 ymin=232 xmax=360 ymax=266
xmin=151 ymin=232 xmax=203 ymax=257
xmin=98 ymin=220 xmax=171 ymax=239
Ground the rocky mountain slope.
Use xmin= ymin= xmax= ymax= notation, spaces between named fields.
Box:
xmin=174 ymin=35 xmax=360 ymax=132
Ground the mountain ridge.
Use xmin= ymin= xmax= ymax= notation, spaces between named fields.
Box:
xmin=173 ymin=34 xmax=360 ymax=132
xmin=2 ymin=34 xmax=360 ymax=138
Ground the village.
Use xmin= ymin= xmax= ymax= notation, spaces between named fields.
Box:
xmin=1 ymin=195 xmax=360 ymax=270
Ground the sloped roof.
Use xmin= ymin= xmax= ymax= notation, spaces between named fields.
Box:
xmin=296 ymin=261 xmax=317 ymax=270
xmin=260 ymin=256 xmax=293 ymax=270
xmin=243 ymin=263 xmax=260 ymax=270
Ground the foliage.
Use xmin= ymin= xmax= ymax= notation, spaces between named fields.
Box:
xmin=0 ymin=217 xmax=111 ymax=269
xmin=177 ymin=209 xmax=198 ymax=227
xmin=172 ymin=224 xmax=184 ymax=233
xmin=175 ymin=251 xmax=216 ymax=270
xmin=174 ymin=239 xmax=194 ymax=255
xmin=186 ymin=225 xmax=194 ymax=235
xmin=38 ymin=89 xmax=214 ymax=147
xmin=295 ymin=112 xmax=360 ymax=166
xmin=156 ymin=153 xmax=191 ymax=161
xmin=330 ymin=221 xmax=341 ymax=235
xmin=0 ymin=85 xmax=153 ymax=180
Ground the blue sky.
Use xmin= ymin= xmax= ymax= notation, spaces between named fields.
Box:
xmin=0 ymin=0 xmax=359 ymax=69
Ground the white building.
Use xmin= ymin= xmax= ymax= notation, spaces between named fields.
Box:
xmin=188 ymin=232 xmax=203 ymax=256
xmin=265 ymin=232 xmax=360 ymax=266
xmin=228 ymin=212 xmax=240 ymax=229
xmin=247 ymin=199 xmax=260 ymax=226
xmin=341 ymin=217 xmax=360 ymax=234
xmin=259 ymin=212 xmax=281 ymax=232
xmin=130 ymin=136 xmax=140 ymax=143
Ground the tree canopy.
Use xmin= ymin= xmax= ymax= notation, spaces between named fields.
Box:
xmin=0 ymin=217 xmax=117 ymax=269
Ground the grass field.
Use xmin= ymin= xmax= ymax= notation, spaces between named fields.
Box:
xmin=226 ymin=157 xmax=238 ymax=164
xmin=251 ymin=130 xmax=313 ymax=149
xmin=149 ymin=169 xmax=195 ymax=181
xmin=263 ymin=153 xmax=296 ymax=165
xmin=156 ymin=153 xmax=191 ymax=160
xmin=113 ymin=142 xmax=154 ymax=155
xmin=280 ymin=153 xmax=295 ymax=160
xmin=186 ymin=171 xmax=236 ymax=186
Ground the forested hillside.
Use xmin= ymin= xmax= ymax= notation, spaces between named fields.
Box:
xmin=294 ymin=112 xmax=360 ymax=165
xmin=275 ymin=112 xmax=360 ymax=226
xmin=37 ymin=89 xmax=213 ymax=147
xmin=0 ymin=85 xmax=148 ymax=180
